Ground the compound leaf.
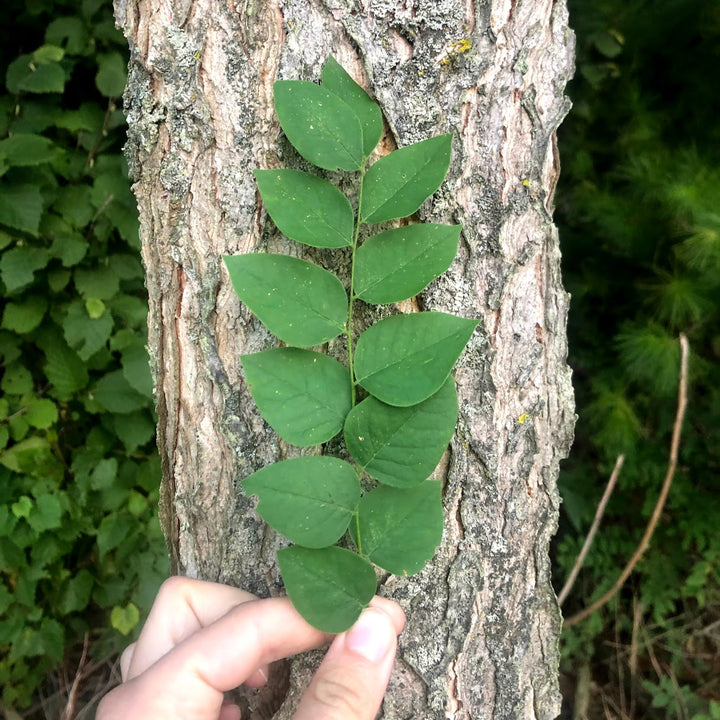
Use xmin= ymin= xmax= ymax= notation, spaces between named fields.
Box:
xmin=354 ymin=223 xmax=460 ymax=303
xmin=278 ymin=545 xmax=376 ymax=632
xmin=274 ymin=81 xmax=364 ymax=171
xmin=321 ymin=56 xmax=382 ymax=157
xmin=254 ymin=169 xmax=353 ymax=248
xmin=354 ymin=312 xmax=477 ymax=406
xmin=242 ymin=348 xmax=351 ymax=447
xmin=244 ymin=456 xmax=360 ymax=548
xmin=224 ymin=254 xmax=347 ymax=346
xmin=344 ymin=377 xmax=457 ymax=488
xmin=360 ymin=135 xmax=452 ymax=224
xmin=353 ymin=481 xmax=443 ymax=576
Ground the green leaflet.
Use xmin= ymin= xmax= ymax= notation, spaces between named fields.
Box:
xmin=354 ymin=223 xmax=461 ymax=304
xmin=360 ymin=135 xmax=453 ymax=223
xmin=353 ymin=482 xmax=444 ymax=576
xmin=226 ymin=56 xmax=474 ymax=633
xmin=242 ymin=348 xmax=351 ymax=447
xmin=274 ymin=81 xmax=364 ymax=171
xmin=254 ymin=169 xmax=353 ymax=248
xmin=321 ymin=56 xmax=383 ymax=157
xmin=245 ymin=457 xmax=360 ymax=548
xmin=277 ymin=546 xmax=376 ymax=633
xmin=354 ymin=312 xmax=478 ymax=406
xmin=223 ymin=253 xmax=347 ymax=346
xmin=344 ymin=377 xmax=458 ymax=488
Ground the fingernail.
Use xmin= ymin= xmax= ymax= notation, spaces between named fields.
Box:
xmin=345 ymin=610 xmax=393 ymax=663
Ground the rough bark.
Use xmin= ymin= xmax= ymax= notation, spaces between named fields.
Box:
xmin=114 ymin=0 xmax=575 ymax=718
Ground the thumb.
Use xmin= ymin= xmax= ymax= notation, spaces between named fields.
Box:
xmin=293 ymin=605 xmax=403 ymax=720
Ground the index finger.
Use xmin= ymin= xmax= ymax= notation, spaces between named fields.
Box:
xmin=99 ymin=596 xmax=332 ymax=720
xmin=126 ymin=577 xmax=259 ymax=680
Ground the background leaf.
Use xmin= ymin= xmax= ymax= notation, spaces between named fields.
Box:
xmin=344 ymin=377 xmax=458 ymax=487
xmin=360 ymin=135 xmax=452 ymax=224
xmin=120 ymin=342 xmax=153 ymax=398
xmin=0 ymin=134 xmax=58 ymax=168
xmin=224 ymin=253 xmax=347 ymax=346
xmin=242 ymin=347 xmax=351 ymax=447
xmin=354 ymin=312 xmax=477 ymax=406
xmin=25 ymin=399 xmax=58 ymax=430
xmin=92 ymin=371 xmax=148 ymax=413
xmin=354 ymin=224 xmax=461 ymax=304
xmin=278 ymin=545 xmax=376 ymax=633
xmin=274 ymin=80 xmax=364 ymax=171
xmin=0 ymin=184 xmax=44 ymax=235
xmin=37 ymin=328 xmax=89 ymax=400
xmin=95 ymin=52 xmax=126 ymax=97
xmin=321 ymin=56 xmax=382 ymax=157
xmin=62 ymin=300 xmax=113 ymax=361
xmin=244 ymin=456 xmax=360 ymax=548
xmin=353 ymin=481 xmax=443 ymax=576
xmin=254 ymin=169 xmax=353 ymax=248
xmin=6 ymin=55 xmax=65 ymax=94
xmin=1 ymin=297 xmax=47 ymax=334
xmin=110 ymin=602 xmax=139 ymax=635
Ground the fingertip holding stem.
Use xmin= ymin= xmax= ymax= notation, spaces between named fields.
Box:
xmin=344 ymin=608 xmax=397 ymax=663
xmin=294 ymin=606 xmax=402 ymax=720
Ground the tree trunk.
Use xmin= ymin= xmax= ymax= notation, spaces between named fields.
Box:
xmin=114 ymin=1 xmax=576 ymax=718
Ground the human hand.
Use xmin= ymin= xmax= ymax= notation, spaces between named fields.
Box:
xmin=96 ymin=576 xmax=405 ymax=720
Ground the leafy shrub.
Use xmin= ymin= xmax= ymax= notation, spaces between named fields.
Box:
xmin=0 ymin=0 xmax=168 ymax=709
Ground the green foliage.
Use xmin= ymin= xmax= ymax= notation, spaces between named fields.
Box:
xmin=556 ymin=0 xmax=720 ymax=714
xmin=226 ymin=57 xmax=475 ymax=632
xmin=0 ymin=0 xmax=167 ymax=710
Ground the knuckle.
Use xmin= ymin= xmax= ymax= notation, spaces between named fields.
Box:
xmin=156 ymin=575 xmax=189 ymax=599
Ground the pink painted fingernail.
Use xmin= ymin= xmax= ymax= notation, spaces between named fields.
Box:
xmin=345 ymin=610 xmax=393 ymax=663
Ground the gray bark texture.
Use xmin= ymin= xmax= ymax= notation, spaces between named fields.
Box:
xmin=114 ymin=0 xmax=576 ymax=718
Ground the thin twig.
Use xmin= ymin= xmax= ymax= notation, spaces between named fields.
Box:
xmin=558 ymin=454 xmax=625 ymax=606
xmin=564 ymin=334 xmax=690 ymax=628
xmin=615 ymin=602 xmax=627 ymax=720
xmin=61 ymin=632 xmax=90 ymax=720
xmin=629 ymin=596 xmax=642 ymax=719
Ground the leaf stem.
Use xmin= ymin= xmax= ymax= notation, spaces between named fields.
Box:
xmin=346 ymin=161 xmax=367 ymax=407
xmin=354 ymin=511 xmax=363 ymax=556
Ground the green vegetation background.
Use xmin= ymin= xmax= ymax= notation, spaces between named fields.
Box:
xmin=0 ymin=0 xmax=718 ymax=716
xmin=0 ymin=0 xmax=168 ymax=713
